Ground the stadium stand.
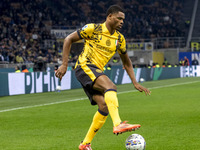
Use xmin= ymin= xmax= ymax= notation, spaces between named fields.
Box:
xmin=0 ymin=0 xmax=189 ymax=65
xmin=192 ymin=0 xmax=200 ymax=37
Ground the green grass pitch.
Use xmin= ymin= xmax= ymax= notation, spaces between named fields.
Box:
xmin=0 ymin=77 xmax=200 ymax=150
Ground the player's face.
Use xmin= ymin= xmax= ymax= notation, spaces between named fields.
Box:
xmin=111 ymin=12 xmax=125 ymax=30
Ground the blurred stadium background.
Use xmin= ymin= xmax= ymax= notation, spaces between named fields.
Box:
xmin=0 ymin=0 xmax=200 ymax=96
xmin=0 ymin=0 xmax=200 ymax=68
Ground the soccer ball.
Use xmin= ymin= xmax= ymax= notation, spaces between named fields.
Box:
xmin=125 ymin=134 xmax=146 ymax=150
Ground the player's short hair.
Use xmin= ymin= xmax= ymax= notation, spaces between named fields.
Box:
xmin=106 ymin=5 xmax=124 ymax=17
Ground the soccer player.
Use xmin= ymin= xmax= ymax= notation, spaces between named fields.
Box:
xmin=55 ymin=5 xmax=151 ymax=150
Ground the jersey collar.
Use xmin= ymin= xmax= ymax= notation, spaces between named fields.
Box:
xmin=103 ymin=22 xmax=116 ymax=36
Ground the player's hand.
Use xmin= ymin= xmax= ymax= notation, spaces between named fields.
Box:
xmin=134 ymin=83 xmax=151 ymax=96
xmin=55 ymin=65 xmax=68 ymax=81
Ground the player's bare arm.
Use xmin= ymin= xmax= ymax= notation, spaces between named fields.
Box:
xmin=55 ymin=31 xmax=80 ymax=80
xmin=120 ymin=53 xmax=151 ymax=95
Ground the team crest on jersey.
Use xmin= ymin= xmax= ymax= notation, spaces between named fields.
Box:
xmin=96 ymin=69 xmax=103 ymax=73
xmin=106 ymin=39 xmax=111 ymax=46
xmin=82 ymin=25 xmax=88 ymax=30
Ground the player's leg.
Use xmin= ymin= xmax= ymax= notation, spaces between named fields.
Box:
xmin=80 ymin=94 xmax=108 ymax=149
xmin=93 ymin=75 xmax=141 ymax=135
xmin=93 ymin=75 xmax=122 ymax=127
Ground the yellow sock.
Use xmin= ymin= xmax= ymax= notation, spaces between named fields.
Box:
xmin=82 ymin=110 xmax=108 ymax=145
xmin=104 ymin=90 xmax=121 ymax=127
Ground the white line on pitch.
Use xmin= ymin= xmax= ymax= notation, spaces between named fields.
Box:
xmin=118 ymin=80 xmax=200 ymax=94
xmin=0 ymin=80 xmax=199 ymax=113
xmin=0 ymin=98 xmax=87 ymax=113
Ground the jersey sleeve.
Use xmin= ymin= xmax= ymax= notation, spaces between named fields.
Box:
xmin=117 ymin=34 xmax=127 ymax=55
xmin=77 ymin=24 xmax=94 ymax=40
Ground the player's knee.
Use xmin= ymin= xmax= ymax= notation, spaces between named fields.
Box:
xmin=98 ymin=102 xmax=108 ymax=114
xmin=102 ymin=102 xmax=108 ymax=111
xmin=105 ymin=84 xmax=117 ymax=92
xmin=112 ymin=84 xmax=117 ymax=90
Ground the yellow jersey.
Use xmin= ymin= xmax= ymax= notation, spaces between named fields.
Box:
xmin=75 ymin=22 xmax=126 ymax=71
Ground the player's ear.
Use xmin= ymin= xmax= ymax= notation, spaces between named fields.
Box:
xmin=107 ymin=13 xmax=113 ymax=20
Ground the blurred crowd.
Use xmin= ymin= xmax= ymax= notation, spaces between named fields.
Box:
xmin=50 ymin=0 xmax=186 ymax=39
xmin=0 ymin=0 xmax=60 ymax=64
xmin=0 ymin=0 xmax=187 ymax=64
